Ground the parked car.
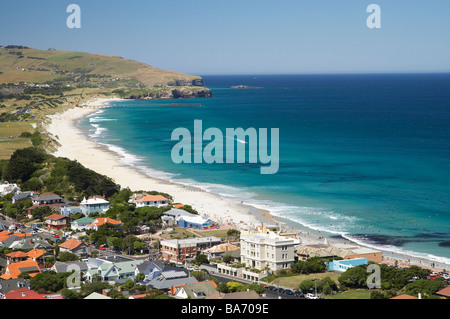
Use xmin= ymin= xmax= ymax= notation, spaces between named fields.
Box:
xmin=53 ymin=234 xmax=60 ymax=238
xmin=440 ymin=273 xmax=450 ymax=280
xmin=294 ymin=290 xmax=304 ymax=297
xmin=278 ymin=288 xmax=285 ymax=294
xmin=306 ymin=293 xmax=319 ymax=299
xmin=284 ymin=289 xmax=294 ymax=295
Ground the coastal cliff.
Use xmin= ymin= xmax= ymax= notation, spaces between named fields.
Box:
xmin=125 ymin=87 xmax=212 ymax=100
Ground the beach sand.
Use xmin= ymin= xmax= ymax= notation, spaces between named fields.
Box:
xmin=45 ymin=98 xmax=450 ymax=273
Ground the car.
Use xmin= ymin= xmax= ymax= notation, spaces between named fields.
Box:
xmin=175 ymin=264 xmax=184 ymax=268
xmin=294 ymin=290 xmax=304 ymax=297
xmin=267 ymin=286 xmax=277 ymax=291
xmin=31 ymin=230 xmax=37 ymax=236
xmin=306 ymin=293 xmax=319 ymax=299
xmin=441 ymin=273 xmax=450 ymax=280
xmin=284 ymin=289 xmax=294 ymax=295
xmin=53 ymin=234 xmax=60 ymax=238
xmin=278 ymin=288 xmax=285 ymax=294
xmin=99 ymin=246 xmax=106 ymax=250
xmin=0 ymin=215 xmax=5 ymax=220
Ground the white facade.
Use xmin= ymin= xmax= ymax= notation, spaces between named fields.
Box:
xmin=240 ymin=232 xmax=299 ymax=272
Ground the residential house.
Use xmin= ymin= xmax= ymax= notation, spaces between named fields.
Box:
xmin=32 ymin=192 xmax=64 ymax=205
xmin=80 ymin=196 xmax=110 ymax=215
xmin=45 ymin=214 xmax=71 ymax=231
xmin=326 ymin=258 xmax=368 ymax=272
xmin=59 ymin=238 xmax=89 ymax=258
xmin=203 ymin=243 xmax=240 ymax=260
xmin=161 ymin=236 xmax=222 ymax=264
xmin=85 ymin=255 xmax=143 ymax=283
xmin=135 ymin=194 xmax=169 ymax=208
xmin=162 ymin=208 xmax=196 ymax=227
xmin=0 ymin=259 xmax=41 ymax=280
xmin=436 ymin=287 xmax=450 ymax=299
xmin=0 ymin=278 xmax=30 ymax=296
xmin=70 ymin=216 xmax=95 ymax=231
xmin=87 ymin=217 xmax=123 ymax=231
xmin=146 ymin=270 xmax=197 ymax=291
xmin=12 ymin=191 xmax=36 ymax=204
xmin=60 ymin=205 xmax=82 ymax=217
xmin=134 ymin=260 xmax=164 ymax=282
xmin=51 ymin=261 xmax=88 ymax=274
xmin=84 ymin=292 xmax=111 ymax=299
xmin=3 ymin=287 xmax=45 ymax=299
xmin=177 ymin=215 xmax=216 ymax=230
xmin=5 ymin=248 xmax=47 ymax=268
xmin=171 ymin=280 xmax=217 ymax=299
xmin=296 ymin=242 xmax=382 ymax=264
xmin=0 ymin=182 xmax=20 ymax=197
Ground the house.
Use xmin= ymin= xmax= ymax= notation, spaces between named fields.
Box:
xmin=5 ymin=248 xmax=47 ymax=268
xmin=296 ymin=241 xmax=383 ymax=263
xmin=80 ymin=196 xmax=110 ymax=215
xmin=0 ymin=182 xmax=20 ymax=197
xmin=32 ymin=192 xmax=64 ymax=205
xmin=390 ymin=294 xmax=419 ymax=299
xmin=60 ymin=205 xmax=83 ymax=216
xmin=84 ymin=292 xmax=111 ymax=299
xmin=203 ymin=243 xmax=240 ymax=260
xmin=161 ymin=236 xmax=222 ymax=264
xmin=436 ymin=287 xmax=450 ymax=299
xmin=45 ymin=213 xmax=71 ymax=230
xmin=12 ymin=191 xmax=36 ymax=204
xmin=135 ymin=194 xmax=169 ymax=208
xmin=59 ymin=238 xmax=89 ymax=258
xmin=326 ymin=258 xmax=368 ymax=272
xmin=3 ymin=287 xmax=45 ymax=299
xmin=147 ymin=270 xmax=197 ymax=291
xmin=0 ymin=278 xmax=30 ymax=296
xmin=134 ymin=260 xmax=164 ymax=282
xmin=51 ymin=261 xmax=88 ymax=274
xmin=71 ymin=216 xmax=95 ymax=231
xmin=162 ymin=208 xmax=196 ymax=227
xmin=240 ymin=231 xmax=300 ymax=273
xmin=177 ymin=215 xmax=216 ymax=230
xmin=0 ymin=259 xmax=41 ymax=280
xmin=85 ymin=255 xmax=143 ymax=283
xmin=87 ymin=217 xmax=123 ymax=231
xmin=172 ymin=280 xmax=218 ymax=299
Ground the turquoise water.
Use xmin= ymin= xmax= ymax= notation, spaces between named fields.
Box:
xmin=80 ymin=74 xmax=450 ymax=263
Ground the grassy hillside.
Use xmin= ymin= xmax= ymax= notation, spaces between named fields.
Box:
xmin=0 ymin=45 xmax=202 ymax=86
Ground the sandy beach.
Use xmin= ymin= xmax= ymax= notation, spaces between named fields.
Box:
xmin=45 ymin=98 xmax=450 ymax=273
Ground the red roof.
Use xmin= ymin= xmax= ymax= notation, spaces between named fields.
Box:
xmin=46 ymin=213 xmax=67 ymax=220
xmin=4 ymin=288 xmax=46 ymax=300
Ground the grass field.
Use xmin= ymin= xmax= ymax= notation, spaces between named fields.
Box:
xmin=272 ymin=271 xmax=341 ymax=290
xmin=327 ymin=289 xmax=371 ymax=299
xmin=0 ymin=137 xmax=32 ymax=159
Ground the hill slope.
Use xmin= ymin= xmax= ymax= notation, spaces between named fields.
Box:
xmin=0 ymin=45 xmax=204 ymax=87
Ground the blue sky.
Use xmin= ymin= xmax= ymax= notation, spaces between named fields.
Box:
xmin=1 ymin=0 xmax=449 ymax=75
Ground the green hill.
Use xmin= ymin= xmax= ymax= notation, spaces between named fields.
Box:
xmin=0 ymin=45 xmax=204 ymax=87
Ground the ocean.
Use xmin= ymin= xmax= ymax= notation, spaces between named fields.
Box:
xmin=79 ymin=73 xmax=450 ymax=264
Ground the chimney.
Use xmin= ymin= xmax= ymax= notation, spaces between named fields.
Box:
xmin=22 ymin=291 xmax=26 ymax=297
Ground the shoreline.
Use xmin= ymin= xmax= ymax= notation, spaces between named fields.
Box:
xmin=45 ymin=98 xmax=450 ymax=273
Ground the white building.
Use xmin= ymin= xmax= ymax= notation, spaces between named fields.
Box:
xmin=0 ymin=183 xmax=20 ymax=197
xmin=240 ymin=231 xmax=300 ymax=272
xmin=80 ymin=196 xmax=110 ymax=215
xmin=135 ymin=194 xmax=169 ymax=208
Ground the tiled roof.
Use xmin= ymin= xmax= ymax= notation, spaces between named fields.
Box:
xmin=46 ymin=213 xmax=67 ymax=220
xmin=59 ymin=238 xmax=82 ymax=251
xmin=136 ymin=195 xmax=168 ymax=202
xmin=4 ymin=288 xmax=46 ymax=299
xmin=89 ymin=217 xmax=123 ymax=227
xmin=2 ymin=260 xmax=41 ymax=279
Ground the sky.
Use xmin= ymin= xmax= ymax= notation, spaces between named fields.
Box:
xmin=1 ymin=0 xmax=449 ymax=75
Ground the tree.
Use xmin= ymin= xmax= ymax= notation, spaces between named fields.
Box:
xmin=338 ymin=265 xmax=368 ymax=289
xmin=405 ymin=279 xmax=444 ymax=298
xmin=32 ymin=205 xmax=52 ymax=221
xmin=59 ymin=251 xmax=79 ymax=262
xmin=195 ymin=254 xmax=209 ymax=265
xmin=299 ymin=279 xmax=315 ymax=293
